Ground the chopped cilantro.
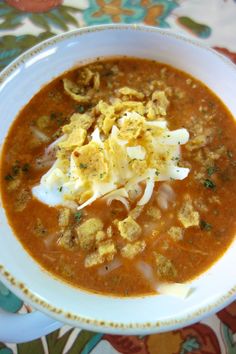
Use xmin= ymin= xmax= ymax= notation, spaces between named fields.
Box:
xmin=79 ymin=163 xmax=87 ymax=169
xmin=22 ymin=163 xmax=30 ymax=172
xmin=208 ymin=101 xmax=215 ymax=109
xmin=74 ymin=211 xmax=83 ymax=223
xmin=204 ymin=178 xmax=216 ymax=189
xmin=56 ymin=117 xmax=65 ymax=126
xmin=58 ymin=186 xmax=63 ymax=192
xmin=207 ymin=166 xmax=217 ymax=176
xmin=75 ymin=105 xmax=85 ymax=113
xmin=12 ymin=164 xmax=20 ymax=175
xmin=4 ymin=174 xmax=13 ymax=181
xmin=103 ymin=71 xmax=113 ymax=77
xmin=50 ymin=112 xmax=65 ymax=126
xmin=155 ymin=170 xmax=159 ymax=176
xmin=5 ymin=162 xmax=22 ymax=180
xmin=200 ymin=220 xmax=212 ymax=231
xmin=50 ymin=112 xmax=56 ymax=120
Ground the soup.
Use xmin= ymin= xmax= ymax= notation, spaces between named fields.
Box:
xmin=1 ymin=58 xmax=236 ymax=297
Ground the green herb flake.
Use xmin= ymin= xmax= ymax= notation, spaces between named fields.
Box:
xmin=200 ymin=220 xmax=212 ymax=231
xmin=74 ymin=211 xmax=83 ymax=223
xmin=50 ymin=112 xmax=56 ymax=120
xmin=22 ymin=163 xmax=30 ymax=172
xmin=207 ymin=166 xmax=217 ymax=176
xmin=227 ymin=150 xmax=233 ymax=159
xmin=4 ymin=174 xmax=14 ymax=181
xmin=12 ymin=165 xmax=20 ymax=175
xmin=102 ymin=70 xmax=114 ymax=77
xmin=75 ymin=105 xmax=85 ymax=113
xmin=155 ymin=170 xmax=159 ymax=176
xmin=58 ymin=186 xmax=63 ymax=192
xmin=79 ymin=163 xmax=87 ymax=169
xmin=203 ymin=178 xmax=216 ymax=189
xmin=56 ymin=117 xmax=65 ymax=126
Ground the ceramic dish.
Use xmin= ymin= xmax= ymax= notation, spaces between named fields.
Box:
xmin=0 ymin=24 xmax=236 ymax=341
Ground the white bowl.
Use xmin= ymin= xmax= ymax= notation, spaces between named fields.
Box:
xmin=1 ymin=24 xmax=236 ymax=336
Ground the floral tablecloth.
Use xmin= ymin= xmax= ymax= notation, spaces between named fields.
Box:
xmin=0 ymin=0 xmax=236 ymax=353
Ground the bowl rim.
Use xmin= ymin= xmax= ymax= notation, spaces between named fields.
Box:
xmin=0 ymin=23 xmax=236 ymax=334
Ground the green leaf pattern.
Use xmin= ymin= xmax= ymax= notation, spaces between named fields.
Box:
xmin=221 ymin=323 xmax=236 ymax=354
xmin=17 ymin=339 xmax=45 ymax=354
xmin=0 ymin=2 xmax=81 ymax=31
xmin=46 ymin=329 xmax=72 ymax=354
xmin=180 ymin=336 xmax=200 ymax=354
xmin=0 ymin=283 xmax=22 ymax=313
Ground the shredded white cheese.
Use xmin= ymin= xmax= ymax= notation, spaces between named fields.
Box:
xmin=32 ymin=109 xmax=190 ymax=210
xmin=127 ymin=146 xmax=146 ymax=160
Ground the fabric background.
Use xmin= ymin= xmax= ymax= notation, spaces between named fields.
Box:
xmin=0 ymin=0 xmax=236 ymax=353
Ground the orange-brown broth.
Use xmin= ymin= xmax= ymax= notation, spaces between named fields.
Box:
xmin=1 ymin=58 xmax=236 ymax=296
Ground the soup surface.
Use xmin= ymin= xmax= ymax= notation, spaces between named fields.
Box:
xmin=1 ymin=58 xmax=236 ymax=297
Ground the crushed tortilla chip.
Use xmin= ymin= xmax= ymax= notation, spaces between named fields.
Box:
xmin=178 ymin=198 xmax=200 ymax=228
xmin=69 ymin=113 xmax=94 ymax=131
xmin=121 ymin=240 xmax=146 ymax=259
xmin=118 ymin=216 xmax=141 ymax=242
xmin=118 ymin=113 xmax=146 ymax=140
xmin=58 ymin=127 xmax=87 ymax=151
xmin=63 ymin=78 xmax=90 ymax=103
xmin=74 ymin=142 xmax=108 ymax=181
xmin=118 ymin=87 xmax=144 ymax=100
xmin=146 ymin=91 xmax=169 ymax=120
